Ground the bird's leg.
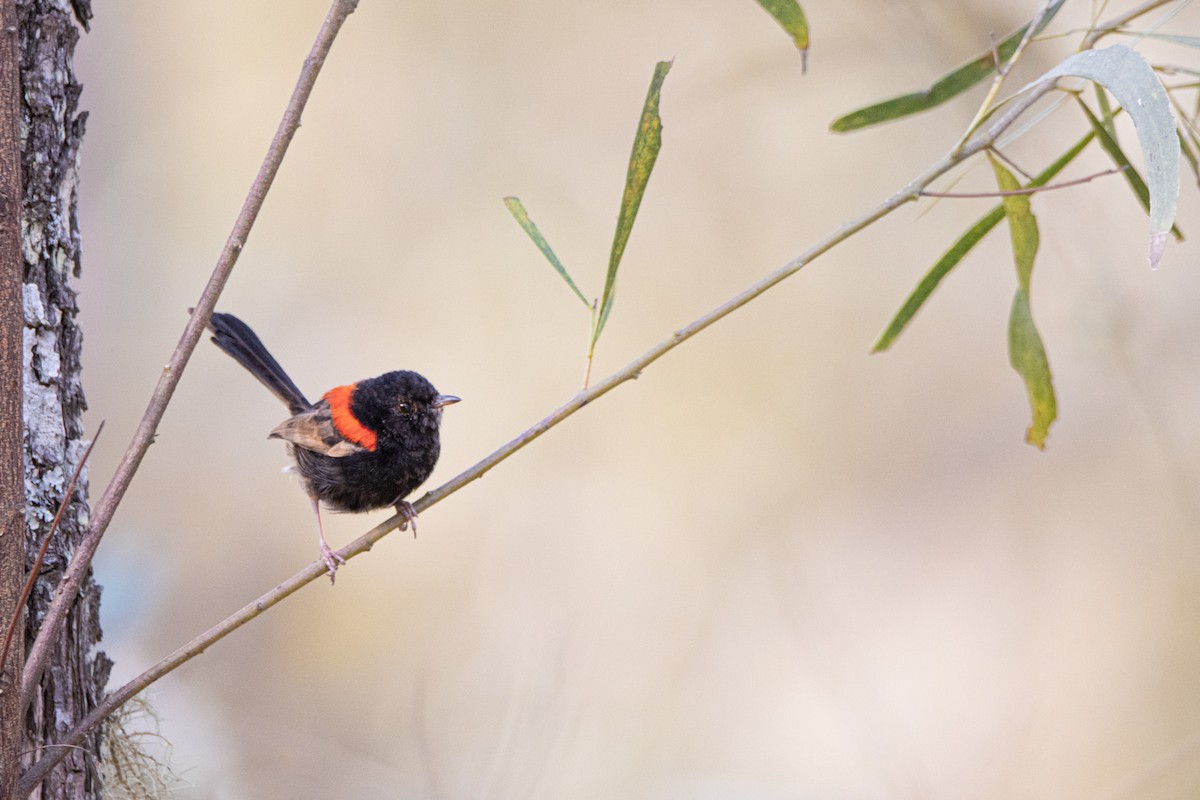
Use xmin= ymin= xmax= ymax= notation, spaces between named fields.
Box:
xmin=394 ymin=500 xmax=418 ymax=538
xmin=311 ymin=495 xmax=345 ymax=583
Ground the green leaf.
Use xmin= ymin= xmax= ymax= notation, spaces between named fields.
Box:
xmin=872 ymin=209 xmax=1004 ymax=353
xmin=593 ymin=60 xmax=672 ymax=347
xmin=990 ymin=154 xmax=1054 ymax=446
xmin=503 ymin=196 xmax=591 ymax=309
xmin=1094 ymin=84 xmax=1117 ymax=141
xmin=989 ymin=154 xmax=1039 ymax=293
xmin=1008 ymin=290 xmax=1056 ymax=449
xmin=872 ymin=129 xmax=1093 ymax=352
xmin=989 ymin=154 xmax=1054 ymax=448
xmin=753 ymin=0 xmax=809 ymax=72
xmin=830 ymin=0 xmax=1065 ymax=133
xmin=1075 ymin=98 xmax=1184 ymax=243
xmin=1033 ymin=45 xmax=1180 ymax=267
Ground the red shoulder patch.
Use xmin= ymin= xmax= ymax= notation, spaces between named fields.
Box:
xmin=322 ymin=383 xmax=378 ymax=451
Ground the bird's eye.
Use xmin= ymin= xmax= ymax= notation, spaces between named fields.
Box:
xmin=396 ymin=402 xmax=411 ymax=414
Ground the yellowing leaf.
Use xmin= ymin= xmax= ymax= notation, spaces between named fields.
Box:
xmin=872 ymin=130 xmax=1093 ymax=352
xmin=989 ymin=155 xmax=1039 ymax=293
xmin=594 ymin=60 xmax=672 ymax=345
xmin=991 ymin=154 xmax=1055 ymax=448
xmin=1008 ymin=291 xmax=1057 ymax=448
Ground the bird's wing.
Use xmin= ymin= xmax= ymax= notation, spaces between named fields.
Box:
xmin=269 ymin=400 xmax=367 ymax=458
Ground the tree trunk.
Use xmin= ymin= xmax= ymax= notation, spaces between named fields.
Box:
xmin=0 ymin=0 xmax=25 ymax=793
xmin=16 ymin=0 xmax=106 ymax=797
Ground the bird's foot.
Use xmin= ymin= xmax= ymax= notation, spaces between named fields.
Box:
xmin=396 ymin=501 xmax=419 ymax=538
xmin=320 ymin=541 xmax=347 ymax=584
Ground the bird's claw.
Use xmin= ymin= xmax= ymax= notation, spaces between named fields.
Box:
xmin=396 ymin=501 xmax=418 ymax=538
xmin=320 ymin=542 xmax=346 ymax=584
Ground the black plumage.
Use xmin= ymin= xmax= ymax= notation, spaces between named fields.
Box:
xmin=207 ymin=312 xmax=459 ymax=581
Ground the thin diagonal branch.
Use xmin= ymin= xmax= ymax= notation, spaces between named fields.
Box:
xmin=17 ymin=51 xmax=1061 ymax=790
xmin=19 ymin=0 xmax=361 ymax=718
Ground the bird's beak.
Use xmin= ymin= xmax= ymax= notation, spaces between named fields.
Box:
xmin=433 ymin=394 xmax=462 ymax=409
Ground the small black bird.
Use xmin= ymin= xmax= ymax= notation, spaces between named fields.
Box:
xmin=207 ymin=312 xmax=460 ymax=582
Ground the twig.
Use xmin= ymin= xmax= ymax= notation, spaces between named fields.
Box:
xmin=991 ymin=147 xmax=1036 ymax=182
xmin=18 ymin=0 xmax=360 ymax=723
xmin=17 ymin=0 xmax=1185 ymax=790
xmin=0 ymin=424 xmax=102 ymax=675
xmin=920 ymin=165 xmax=1127 ymax=197
xmin=1081 ymin=0 xmax=1179 ymax=48
xmin=954 ymin=0 xmax=1057 ymax=154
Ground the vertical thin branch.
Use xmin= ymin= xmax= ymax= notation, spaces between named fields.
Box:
xmin=0 ymin=425 xmax=101 ymax=675
xmin=19 ymin=0 xmax=361 ymax=716
xmin=0 ymin=0 xmax=21 ymax=793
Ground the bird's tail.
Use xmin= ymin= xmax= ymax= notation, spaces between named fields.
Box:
xmin=208 ymin=312 xmax=312 ymax=414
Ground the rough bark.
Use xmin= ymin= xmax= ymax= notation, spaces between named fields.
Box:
xmin=17 ymin=1 xmax=106 ymax=798
xmin=0 ymin=0 xmax=24 ymax=793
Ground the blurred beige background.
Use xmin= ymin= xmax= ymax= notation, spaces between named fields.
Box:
xmin=73 ymin=1 xmax=1200 ymax=798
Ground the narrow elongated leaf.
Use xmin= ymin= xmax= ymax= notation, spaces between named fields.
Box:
xmin=989 ymin=155 xmax=1038 ymax=292
xmin=593 ymin=60 xmax=672 ymax=345
xmin=1094 ymin=84 xmax=1117 ymax=141
xmin=872 ymin=210 xmax=1003 ymax=353
xmin=1075 ymin=99 xmax=1184 ymax=242
xmin=831 ymin=0 xmax=1065 ymax=132
xmin=1033 ymin=45 xmax=1180 ymax=267
xmin=1008 ymin=291 xmax=1056 ymax=448
xmin=753 ymin=0 xmax=809 ymax=71
xmin=991 ymin=154 xmax=1054 ymax=448
xmin=504 ymin=196 xmax=591 ymax=309
xmin=872 ymin=129 xmax=1093 ymax=352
